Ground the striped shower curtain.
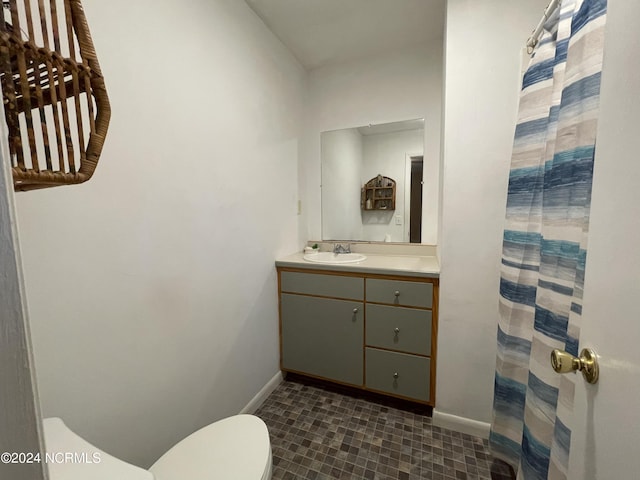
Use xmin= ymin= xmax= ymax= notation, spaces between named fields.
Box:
xmin=490 ymin=1 xmax=607 ymax=479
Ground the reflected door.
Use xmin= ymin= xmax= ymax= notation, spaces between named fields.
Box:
xmin=410 ymin=156 xmax=423 ymax=243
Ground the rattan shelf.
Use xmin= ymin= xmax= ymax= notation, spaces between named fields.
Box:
xmin=0 ymin=0 xmax=110 ymax=191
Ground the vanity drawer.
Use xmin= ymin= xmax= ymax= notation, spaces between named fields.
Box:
xmin=366 ymin=278 xmax=433 ymax=308
xmin=366 ymin=304 xmax=431 ymax=356
xmin=280 ymin=271 xmax=363 ymax=300
xmin=365 ymin=348 xmax=430 ymax=401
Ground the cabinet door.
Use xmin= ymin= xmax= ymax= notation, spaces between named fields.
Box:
xmin=366 ymin=278 xmax=433 ymax=308
xmin=366 ymin=304 xmax=432 ymax=356
xmin=281 ymin=293 xmax=364 ymax=386
xmin=365 ymin=348 xmax=430 ymax=402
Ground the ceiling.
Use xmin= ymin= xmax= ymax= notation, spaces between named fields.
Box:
xmin=244 ymin=0 xmax=446 ymax=71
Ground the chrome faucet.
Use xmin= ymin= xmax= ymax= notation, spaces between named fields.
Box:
xmin=333 ymin=243 xmax=351 ymax=254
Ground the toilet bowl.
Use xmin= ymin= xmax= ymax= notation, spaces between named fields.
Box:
xmin=43 ymin=415 xmax=272 ymax=480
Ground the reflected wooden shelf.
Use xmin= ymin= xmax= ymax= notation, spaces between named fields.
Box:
xmin=361 ymin=175 xmax=396 ymax=211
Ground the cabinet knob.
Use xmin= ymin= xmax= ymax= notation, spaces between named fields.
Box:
xmin=394 ymin=291 xmax=400 ymax=297
xmin=353 ymin=308 xmax=359 ymax=314
xmin=393 ymin=372 xmax=399 ymax=379
xmin=394 ymin=327 xmax=400 ymax=334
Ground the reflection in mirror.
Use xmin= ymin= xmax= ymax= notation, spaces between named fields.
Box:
xmin=321 ymin=119 xmax=424 ymax=243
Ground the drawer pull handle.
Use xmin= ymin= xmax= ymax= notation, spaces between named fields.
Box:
xmin=353 ymin=308 xmax=359 ymax=314
xmin=394 ymin=328 xmax=400 ymax=335
xmin=393 ymin=372 xmax=399 ymax=379
xmin=394 ymin=291 xmax=400 ymax=297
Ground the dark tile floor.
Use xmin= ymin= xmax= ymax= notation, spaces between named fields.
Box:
xmin=255 ymin=376 xmax=511 ymax=480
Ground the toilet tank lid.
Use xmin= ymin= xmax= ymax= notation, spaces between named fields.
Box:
xmin=42 ymin=417 xmax=154 ymax=480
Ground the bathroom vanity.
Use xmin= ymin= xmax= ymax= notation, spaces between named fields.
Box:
xmin=275 ymin=250 xmax=439 ymax=406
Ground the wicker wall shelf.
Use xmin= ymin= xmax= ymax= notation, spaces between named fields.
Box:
xmin=0 ymin=0 xmax=110 ymax=191
xmin=361 ymin=175 xmax=396 ymax=211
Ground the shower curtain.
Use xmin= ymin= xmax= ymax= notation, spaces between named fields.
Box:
xmin=490 ymin=1 xmax=607 ymax=479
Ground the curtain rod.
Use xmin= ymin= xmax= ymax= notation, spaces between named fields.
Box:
xmin=526 ymin=0 xmax=561 ymax=52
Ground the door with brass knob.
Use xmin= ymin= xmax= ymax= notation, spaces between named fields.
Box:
xmin=559 ymin=7 xmax=640 ymax=477
xmin=550 ymin=348 xmax=599 ymax=384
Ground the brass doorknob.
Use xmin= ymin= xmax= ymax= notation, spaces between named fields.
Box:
xmin=550 ymin=348 xmax=599 ymax=384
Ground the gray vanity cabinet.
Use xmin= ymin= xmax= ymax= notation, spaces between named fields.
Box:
xmin=278 ymin=267 xmax=438 ymax=406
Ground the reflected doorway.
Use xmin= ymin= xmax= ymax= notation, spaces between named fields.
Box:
xmin=409 ymin=156 xmax=423 ymax=243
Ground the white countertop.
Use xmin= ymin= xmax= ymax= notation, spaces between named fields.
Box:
xmin=275 ymin=251 xmax=440 ymax=278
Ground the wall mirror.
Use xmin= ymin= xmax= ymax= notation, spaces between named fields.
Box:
xmin=321 ymin=119 xmax=425 ymax=243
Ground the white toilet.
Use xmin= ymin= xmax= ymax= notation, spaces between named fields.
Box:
xmin=43 ymin=415 xmax=272 ymax=480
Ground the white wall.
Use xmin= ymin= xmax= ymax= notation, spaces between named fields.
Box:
xmin=300 ymin=42 xmax=443 ymax=245
xmin=437 ymin=0 xmax=548 ymax=426
xmin=321 ymin=129 xmax=363 ymax=240
xmin=362 ymin=129 xmax=423 ymax=242
xmin=0 ymin=125 xmax=46 ymax=480
xmin=15 ymin=0 xmax=305 ymax=468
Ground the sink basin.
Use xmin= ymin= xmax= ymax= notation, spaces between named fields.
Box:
xmin=303 ymin=252 xmax=367 ymax=264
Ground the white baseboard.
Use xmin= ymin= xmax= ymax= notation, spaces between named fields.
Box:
xmin=432 ymin=410 xmax=491 ymax=439
xmin=240 ymin=371 xmax=283 ymax=414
